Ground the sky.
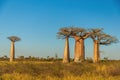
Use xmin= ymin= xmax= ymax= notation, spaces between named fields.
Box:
xmin=0 ymin=0 xmax=120 ymax=59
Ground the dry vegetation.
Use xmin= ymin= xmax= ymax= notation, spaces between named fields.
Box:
xmin=0 ymin=60 xmax=120 ymax=80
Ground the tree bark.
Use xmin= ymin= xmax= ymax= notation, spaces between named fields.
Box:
xmin=74 ymin=40 xmax=81 ymax=62
xmin=79 ymin=39 xmax=85 ymax=61
xmin=10 ymin=41 xmax=15 ymax=62
xmin=74 ymin=38 xmax=85 ymax=62
xmin=93 ymin=40 xmax=100 ymax=63
xmin=63 ymin=37 xmax=70 ymax=63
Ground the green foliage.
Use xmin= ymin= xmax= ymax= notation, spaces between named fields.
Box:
xmin=0 ymin=61 xmax=120 ymax=80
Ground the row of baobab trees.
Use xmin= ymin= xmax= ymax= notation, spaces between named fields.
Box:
xmin=57 ymin=27 xmax=118 ymax=63
xmin=4 ymin=27 xmax=118 ymax=63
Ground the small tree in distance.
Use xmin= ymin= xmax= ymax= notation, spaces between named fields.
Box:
xmin=8 ymin=36 xmax=21 ymax=62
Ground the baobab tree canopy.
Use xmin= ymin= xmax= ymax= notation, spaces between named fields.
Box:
xmin=57 ymin=27 xmax=91 ymax=38
xmin=8 ymin=36 xmax=21 ymax=42
xmin=71 ymin=27 xmax=87 ymax=37
xmin=57 ymin=27 xmax=72 ymax=39
xmin=90 ymin=28 xmax=103 ymax=40
xmin=90 ymin=28 xmax=118 ymax=45
xmin=99 ymin=34 xmax=118 ymax=45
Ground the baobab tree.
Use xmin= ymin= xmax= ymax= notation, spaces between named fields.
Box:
xmin=90 ymin=28 xmax=118 ymax=63
xmin=8 ymin=36 xmax=21 ymax=62
xmin=57 ymin=27 xmax=91 ymax=63
xmin=57 ymin=28 xmax=71 ymax=63
xmin=70 ymin=27 xmax=91 ymax=62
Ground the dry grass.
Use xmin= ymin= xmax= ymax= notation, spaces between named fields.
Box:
xmin=0 ymin=60 xmax=120 ymax=80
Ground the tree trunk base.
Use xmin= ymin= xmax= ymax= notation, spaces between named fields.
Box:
xmin=63 ymin=59 xmax=70 ymax=63
xmin=74 ymin=58 xmax=84 ymax=63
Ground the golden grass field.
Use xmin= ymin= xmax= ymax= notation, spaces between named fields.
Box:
xmin=0 ymin=60 xmax=120 ymax=80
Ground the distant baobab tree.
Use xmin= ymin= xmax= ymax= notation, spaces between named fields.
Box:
xmin=90 ymin=28 xmax=118 ymax=63
xmin=57 ymin=28 xmax=71 ymax=63
xmin=70 ymin=27 xmax=91 ymax=62
xmin=8 ymin=36 xmax=21 ymax=62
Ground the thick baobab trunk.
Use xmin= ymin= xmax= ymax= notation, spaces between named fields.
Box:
xmin=10 ymin=41 xmax=15 ymax=62
xmin=93 ymin=40 xmax=100 ymax=63
xmin=74 ymin=39 xmax=85 ymax=62
xmin=63 ymin=37 xmax=70 ymax=63
xmin=74 ymin=40 xmax=81 ymax=62
xmin=80 ymin=39 xmax=85 ymax=61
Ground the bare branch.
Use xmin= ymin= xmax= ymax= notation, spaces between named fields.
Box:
xmin=83 ymin=32 xmax=92 ymax=39
xmin=57 ymin=27 xmax=71 ymax=39
xmin=89 ymin=28 xmax=104 ymax=40
xmin=100 ymin=35 xmax=118 ymax=45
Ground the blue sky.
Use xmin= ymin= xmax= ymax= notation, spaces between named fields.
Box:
xmin=0 ymin=0 xmax=120 ymax=59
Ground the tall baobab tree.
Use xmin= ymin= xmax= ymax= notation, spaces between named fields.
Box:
xmin=70 ymin=27 xmax=91 ymax=62
xmin=90 ymin=28 xmax=118 ymax=63
xmin=57 ymin=28 xmax=71 ymax=63
xmin=8 ymin=36 xmax=21 ymax=62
